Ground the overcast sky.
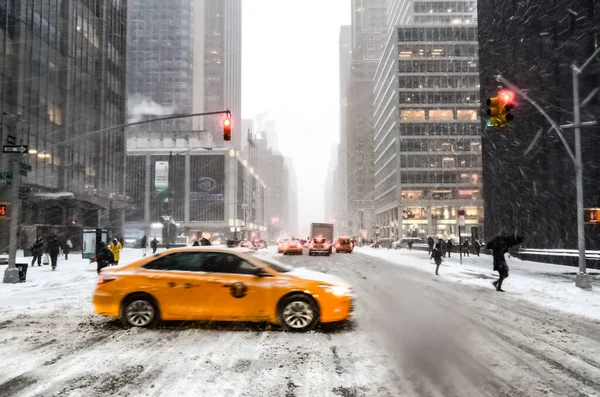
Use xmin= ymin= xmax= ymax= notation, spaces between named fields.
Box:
xmin=242 ymin=0 xmax=350 ymax=236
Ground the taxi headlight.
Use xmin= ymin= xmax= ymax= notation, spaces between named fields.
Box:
xmin=319 ymin=284 xmax=350 ymax=296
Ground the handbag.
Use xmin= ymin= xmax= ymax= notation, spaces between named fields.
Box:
xmin=42 ymin=253 xmax=50 ymax=265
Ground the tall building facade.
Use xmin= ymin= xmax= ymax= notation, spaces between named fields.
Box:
xmin=127 ymin=0 xmax=241 ymax=149
xmin=124 ymin=0 xmax=245 ymax=242
xmin=336 ymin=25 xmax=352 ymax=232
xmin=346 ymin=0 xmax=388 ymax=238
xmin=478 ymin=0 xmax=600 ymax=249
xmin=0 ymin=0 xmax=128 ymax=250
xmin=373 ymin=1 xmax=482 ymax=239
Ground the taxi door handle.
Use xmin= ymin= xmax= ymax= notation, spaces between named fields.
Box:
xmin=184 ymin=283 xmax=199 ymax=289
xmin=168 ymin=282 xmax=176 ymax=287
xmin=222 ymin=284 xmax=231 ymax=288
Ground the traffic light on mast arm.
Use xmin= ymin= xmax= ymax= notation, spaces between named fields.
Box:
xmin=486 ymin=89 xmax=515 ymax=127
xmin=223 ymin=114 xmax=232 ymax=141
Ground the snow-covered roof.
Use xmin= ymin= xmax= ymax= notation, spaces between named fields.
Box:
xmin=31 ymin=192 xmax=75 ymax=200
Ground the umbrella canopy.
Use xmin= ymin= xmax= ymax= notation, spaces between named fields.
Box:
xmin=486 ymin=234 xmax=524 ymax=250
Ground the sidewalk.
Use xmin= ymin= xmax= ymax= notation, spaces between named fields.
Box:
xmin=356 ymin=247 xmax=600 ymax=321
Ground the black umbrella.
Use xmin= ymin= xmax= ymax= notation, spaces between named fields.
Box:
xmin=486 ymin=234 xmax=524 ymax=250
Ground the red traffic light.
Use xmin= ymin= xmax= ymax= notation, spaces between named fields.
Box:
xmin=0 ymin=204 xmax=6 ymax=217
xmin=223 ymin=117 xmax=231 ymax=141
xmin=499 ymin=90 xmax=514 ymax=105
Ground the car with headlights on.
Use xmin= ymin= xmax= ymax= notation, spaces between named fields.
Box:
xmin=308 ymin=237 xmax=331 ymax=256
xmin=93 ymin=247 xmax=354 ymax=332
xmin=334 ymin=237 xmax=353 ymax=253
xmin=281 ymin=239 xmax=303 ymax=255
xmin=277 ymin=239 xmax=289 ymax=253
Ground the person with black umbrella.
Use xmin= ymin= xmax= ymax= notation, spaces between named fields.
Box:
xmin=486 ymin=233 xmax=523 ymax=292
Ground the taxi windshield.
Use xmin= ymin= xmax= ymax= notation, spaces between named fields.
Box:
xmin=253 ymin=255 xmax=292 ymax=273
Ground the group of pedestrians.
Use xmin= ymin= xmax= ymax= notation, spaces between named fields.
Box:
xmin=426 ymin=234 xmax=518 ymax=292
xmin=30 ymin=235 xmax=73 ymax=271
xmin=427 ymin=236 xmax=482 ymax=259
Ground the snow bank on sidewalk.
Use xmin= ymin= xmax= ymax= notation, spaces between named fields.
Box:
xmin=356 ymin=247 xmax=600 ymax=321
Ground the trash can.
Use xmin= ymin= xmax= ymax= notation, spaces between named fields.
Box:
xmin=16 ymin=263 xmax=28 ymax=283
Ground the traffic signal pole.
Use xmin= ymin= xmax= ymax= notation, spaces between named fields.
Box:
xmin=3 ymin=109 xmax=231 ymax=283
xmin=496 ymin=46 xmax=600 ymax=289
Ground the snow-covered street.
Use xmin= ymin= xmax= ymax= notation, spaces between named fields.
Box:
xmin=1 ymin=248 xmax=600 ymax=396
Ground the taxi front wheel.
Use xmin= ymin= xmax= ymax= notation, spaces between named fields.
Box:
xmin=120 ymin=294 xmax=160 ymax=328
xmin=278 ymin=294 xmax=319 ymax=332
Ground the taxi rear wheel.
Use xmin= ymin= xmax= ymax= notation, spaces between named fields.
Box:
xmin=278 ymin=294 xmax=319 ymax=332
xmin=120 ymin=294 xmax=160 ymax=328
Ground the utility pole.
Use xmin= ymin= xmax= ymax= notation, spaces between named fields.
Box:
xmin=3 ymin=110 xmax=231 ymax=283
xmin=2 ymin=113 xmax=26 ymax=284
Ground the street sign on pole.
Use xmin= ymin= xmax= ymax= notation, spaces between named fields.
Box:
xmin=19 ymin=169 xmax=27 ymax=177
xmin=6 ymin=135 xmax=16 ymax=145
xmin=3 ymin=145 xmax=28 ymax=154
xmin=20 ymin=163 xmax=32 ymax=171
xmin=0 ymin=172 xmax=12 ymax=187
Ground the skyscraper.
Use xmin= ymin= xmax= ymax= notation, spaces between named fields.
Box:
xmin=337 ymin=25 xmax=352 ymax=230
xmin=0 ymin=0 xmax=129 ymax=250
xmin=372 ymin=1 xmax=482 ymax=239
xmin=346 ymin=0 xmax=387 ymax=238
xmin=478 ymin=0 xmax=600 ymax=249
xmin=127 ymin=0 xmax=241 ymax=148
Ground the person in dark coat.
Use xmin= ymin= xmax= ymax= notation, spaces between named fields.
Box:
xmin=473 ymin=239 xmax=481 ymax=256
xmin=488 ymin=239 xmax=509 ymax=292
xmin=462 ymin=239 xmax=470 ymax=257
xmin=31 ymin=237 xmax=44 ymax=267
xmin=432 ymin=245 xmax=443 ymax=275
xmin=96 ymin=241 xmax=114 ymax=274
xmin=427 ymin=236 xmax=434 ymax=255
xmin=151 ymin=237 xmax=158 ymax=254
xmin=141 ymin=235 xmax=148 ymax=256
xmin=192 ymin=240 xmax=200 ymax=246
xmin=47 ymin=235 xmax=61 ymax=271
xmin=446 ymin=239 xmax=454 ymax=258
xmin=439 ymin=239 xmax=446 ymax=258
xmin=200 ymin=237 xmax=211 ymax=246
xmin=407 ymin=240 xmax=413 ymax=250
xmin=62 ymin=238 xmax=71 ymax=260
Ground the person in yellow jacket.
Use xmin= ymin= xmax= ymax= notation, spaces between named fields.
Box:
xmin=108 ymin=238 xmax=123 ymax=265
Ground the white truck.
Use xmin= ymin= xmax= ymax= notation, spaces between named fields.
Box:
xmin=309 ymin=223 xmax=334 ymax=256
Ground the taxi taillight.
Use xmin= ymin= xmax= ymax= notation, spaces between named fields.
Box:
xmin=97 ymin=275 xmax=117 ymax=285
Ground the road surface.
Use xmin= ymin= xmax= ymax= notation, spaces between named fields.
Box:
xmin=1 ymin=250 xmax=599 ymax=397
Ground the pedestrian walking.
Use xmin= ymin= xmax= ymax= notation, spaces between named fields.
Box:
xmin=96 ymin=241 xmax=114 ymax=274
xmin=108 ymin=238 xmax=122 ymax=265
xmin=486 ymin=234 xmax=524 ymax=292
xmin=439 ymin=239 xmax=446 ymax=258
xmin=432 ymin=244 xmax=443 ymax=275
xmin=200 ymin=236 xmax=211 ymax=246
xmin=141 ymin=235 xmax=148 ymax=257
xmin=473 ymin=239 xmax=481 ymax=256
xmin=192 ymin=240 xmax=200 ymax=246
xmin=151 ymin=237 xmax=158 ymax=254
xmin=462 ymin=239 xmax=470 ymax=257
xmin=31 ymin=237 xmax=44 ymax=267
xmin=427 ymin=236 xmax=434 ymax=255
xmin=62 ymin=237 xmax=72 ymax=260
xmin=407 ymin=240 xmax=413 ymax=250
xmin=47 ymin=235 xmax=61 ymax=271
xmin=446 ymin=238 xmax=454 ymax=258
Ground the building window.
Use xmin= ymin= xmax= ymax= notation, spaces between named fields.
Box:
xmin=401 ymin=110 xmax=426 ymax=121
xmin=457 ymin=110 xmax=477 ymax=120
xmin=442 ymin=157 xmax=455 ymax=168
xmin=48 ymin=105 xmax=63 ymax=125
xmin=429 ymin=109 xmax=454 ymax=120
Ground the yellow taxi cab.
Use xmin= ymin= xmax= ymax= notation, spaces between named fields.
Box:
xmin=93 ymin=247 xmax=354 ymax=332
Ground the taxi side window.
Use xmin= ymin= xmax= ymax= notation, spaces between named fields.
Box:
xmin=200 ymin=253 xmax=256 ymax=275
xmin=143 ymin=253 xmax=203 ymax=272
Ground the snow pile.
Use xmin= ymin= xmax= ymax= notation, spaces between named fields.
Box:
xmin=356 ymin=247 xmax=600 ymax=321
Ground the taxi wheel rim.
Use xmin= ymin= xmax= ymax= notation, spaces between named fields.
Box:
xmin=283 ymin=301 xmax=313 ymax=329
xmin=126 ymin=300 xmax=155 ymax=327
